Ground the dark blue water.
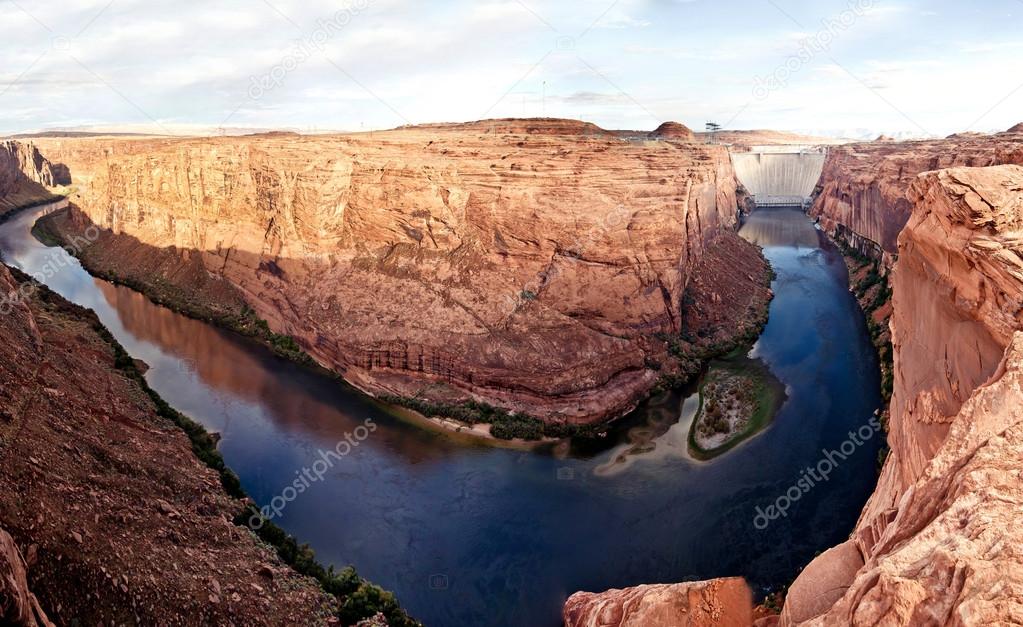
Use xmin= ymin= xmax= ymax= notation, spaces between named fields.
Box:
xmin=0 ymin=204 xmax=881 ymax=627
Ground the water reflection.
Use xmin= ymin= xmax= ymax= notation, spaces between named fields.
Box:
xmin=739 ymin=207 xmax=824 ymax=249
xmin=0 ymin=204 xmax=882 ymax=627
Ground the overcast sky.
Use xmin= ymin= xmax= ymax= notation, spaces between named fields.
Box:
xmin=2 ymin=0 xmax=1021 ymax=137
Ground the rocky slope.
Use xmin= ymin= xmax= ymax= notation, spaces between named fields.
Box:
xmin=32 ymin=120 xmax=752 ymax=426
xmin=809 ymin=133 xmax=1023 ymax=265
xmin=0 ymin=142 xmax=68 ymax=215
xmin=0 ymin=263 xmax=340 ymax=624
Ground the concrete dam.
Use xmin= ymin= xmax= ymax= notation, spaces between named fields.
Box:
xmin=730 ymin=147 xmax=827 ymax=208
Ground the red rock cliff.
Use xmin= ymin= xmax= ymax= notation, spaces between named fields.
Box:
xmin=809 ymin=135 xmax=1023 ymax=264
xmin=34 ymin=120 xmax=746 ymax=424
xmin=0 ymin=263 xmax=338 ymax=624
xmin=781 ymin=164 xmax=1023 ymax=625
xmin=0 ymin=141 xmax=68 ymax=215
xmin=565 ymin=151 xmax=1023 ymax=625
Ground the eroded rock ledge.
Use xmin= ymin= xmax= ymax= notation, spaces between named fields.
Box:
xmin=31 ymin=120 xmax=752 ymax=425
xmin=564 ymin=578 xmax=754 ymax=627
xmin=783 ymin=165 xmax=1023 ymax=625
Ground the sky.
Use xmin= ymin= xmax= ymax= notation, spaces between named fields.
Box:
xmin=1 ymin=0 xmax=1021 ymax=137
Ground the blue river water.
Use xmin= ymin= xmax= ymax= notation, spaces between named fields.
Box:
xmin=0 ymin=204 xmax=881 ymax=626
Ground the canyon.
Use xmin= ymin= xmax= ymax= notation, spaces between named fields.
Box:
xmin=0 ymin=141 xmax=69 ymax=215
xmin=565 ymin=127 xmax=1023 ymax=625
xmin=4 ymin=121 xmax=1023 ymax=626
xmin=810 ymin=129 xmax=1023 ymax=264
xmin=28 ymin=121 xmax=759 ymax=429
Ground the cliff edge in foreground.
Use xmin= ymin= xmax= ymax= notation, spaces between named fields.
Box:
xmin=782 ymin=165 xmax=1023 ymax=625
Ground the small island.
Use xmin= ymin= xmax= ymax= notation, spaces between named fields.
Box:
xmin=688 ymin=355 xmax=787 ymax=460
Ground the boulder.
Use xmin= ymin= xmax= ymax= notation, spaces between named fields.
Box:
xmin=563 ymin=577 xmax=753 ymax=627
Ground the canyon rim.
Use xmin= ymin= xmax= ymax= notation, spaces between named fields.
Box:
xmin=4 ymin=1 xmax=1023 ymax=626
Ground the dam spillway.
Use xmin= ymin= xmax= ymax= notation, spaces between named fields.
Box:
xmin=730 ymin=147 xmax=827 ymax=208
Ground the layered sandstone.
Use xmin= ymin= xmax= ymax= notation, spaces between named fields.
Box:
xmin=649 ymin=122 xmax=695 ymax=141
xmin=34 ymin=120 xmax=747 ymax=424
xmin=564 ymin=578 xmax=754 ymax=627
xmin=564 ymin=156 xmax=1023 ymax=624
xmin=0 ymin=142 xmax=68 ymax=215
xmin=809 ymin=134 xmax=1023 ymax=263
xmin=782 ymin=165 xmax=1023 ymax=624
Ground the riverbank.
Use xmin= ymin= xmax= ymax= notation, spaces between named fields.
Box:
xmin=1 ymin=203 xmax=421 ymax=626
xmin=819 ymin=228 xmax=894 ymax=467
xmin=0 ymin=262 xmax=345 ymax=624
xmin=37 ymin=205 xmax=777 ymax=444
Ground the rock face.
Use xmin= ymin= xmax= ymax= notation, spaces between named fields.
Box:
xmin=0 ymin=526 xmax=52 ymax=627
xmin=809 ymin=134 xmax=1023 ymax=263
xmin=1005 ymin=122 xmax=1023 ymax=134
xmin=0 ymin=141 xmax=68 ymax=215
xmin=34 ymin=120 xmax=747 ymax=424
xmin=649 ymin=122 xmax=696 ymax=141
xmin=783 ymin=165 xmax=1023 ymax=625
xmin=563 ymin=578 xmax=753 ymax=627
xmin=564 ymin=155 xmax=1023 ymax=625
xmin=0 ymin=263 xmax=339 ymax=624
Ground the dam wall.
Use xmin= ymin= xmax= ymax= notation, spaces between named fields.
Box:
xmin=730 ymin=148 xmax=826 ymax=207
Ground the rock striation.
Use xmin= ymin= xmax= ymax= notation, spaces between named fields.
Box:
xmin=0 ymin=141 xmax=68 ymax=215
xmin=809 ymin=134 xmax=1023 ymax=263
xmin=783 ymin=165 xmax=1023 ymax=624
xmin=649 ymin=122 xmax=696 ymax=141
xmin=564 ymin=578 xmax=754 ymax=627
xmin=33 ymin=120 xmax=751 ymax=424
xmin=0 ymin=526 xmax=52 ymax=627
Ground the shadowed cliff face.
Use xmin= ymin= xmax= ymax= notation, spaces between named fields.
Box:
xmin=0 ymin=141 xmax=69 ymax=215
xmin=809 ymin=134 xmax=1023 ymax=263
xmin=781 ymin=165 xmax=1023 ymax=625
xmin=33 ymin=122 xmax=748 ymax=423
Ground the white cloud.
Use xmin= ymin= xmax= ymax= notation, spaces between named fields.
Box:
xmin=0 ymin=0 xmax=1019 ymax=137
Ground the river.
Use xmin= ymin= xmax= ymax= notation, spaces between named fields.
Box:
xmin=0 ymin=203 xmax=882 ymax=627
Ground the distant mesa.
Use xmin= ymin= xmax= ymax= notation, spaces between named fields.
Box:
xmin=400 ymin=118 xmax=613 ymax=137
xmin=875 ymin=134 xmax=895 ymax=142
xmin=242 ymin=130 xmax=301 ymax=138
xmin=1004 ymin=122 xmax=1023 ymax=134
xmin=946 ymin=131 xmax=986 ymax=140
xmin=648 ymin=121 xmax=696 ymax=141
